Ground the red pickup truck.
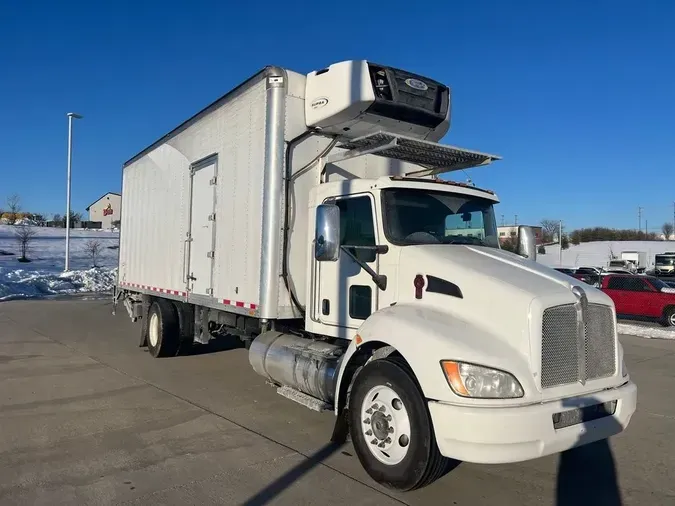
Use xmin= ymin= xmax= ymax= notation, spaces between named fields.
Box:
xmin=601 ymin=274 xmax=675 ymax=327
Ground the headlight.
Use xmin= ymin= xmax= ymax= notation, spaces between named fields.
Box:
xmin=441 ymin=361 xmax=524 ymax=398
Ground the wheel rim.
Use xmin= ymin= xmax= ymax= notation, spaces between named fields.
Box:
xmin=669 ymin=313 xmax=675 ymax=326
xmin=149 ymin=312 xmax=159 ymax=347
xmin=360 ymin=385 xmax=411 ymax=466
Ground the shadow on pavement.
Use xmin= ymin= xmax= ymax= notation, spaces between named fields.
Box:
xmin=556 ymin=396 xmax=624 ymax=506
xmin=241 ymin=442 xmax=343 ymax=506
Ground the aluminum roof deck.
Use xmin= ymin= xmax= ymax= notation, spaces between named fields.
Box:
xmin=333 ymin=132 xmax=501 ymax=177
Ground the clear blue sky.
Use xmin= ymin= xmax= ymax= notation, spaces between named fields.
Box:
xmin=1 ymin=1 xmax=673 ymax=231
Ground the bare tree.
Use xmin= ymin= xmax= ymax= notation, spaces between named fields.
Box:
xmin=52 ymin=214 xmax=62 ymax=227
xmin=6 ymin=194 xmax=21 ymax=225
xmin=663 ymin=222 xmax=674 ymax=240
xmin=84 ymin=239 xmax=103 ymax=267
xmin=540 ymin=219 xmax=559 ymax=242
xmin=14 ymin=223 xmax=37 ymax=262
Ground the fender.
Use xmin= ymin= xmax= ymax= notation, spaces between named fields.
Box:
xmin=333 ymin=303 xmax=533 ymax=415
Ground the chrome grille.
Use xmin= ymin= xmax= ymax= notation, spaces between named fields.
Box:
xmin=541 ymin=305 xmax=579 ymax=388
xmin=541 ymin=303 xmax=616 ymax=389
xmin=585 ymin=304 xmax=616 ymax=380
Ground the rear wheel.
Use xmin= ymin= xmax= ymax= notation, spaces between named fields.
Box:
xmin=147 ymin=299 xmax=179 ymax=357
xmin=663 ymin=307 xmax=675 ymax=327
xmin=348 ymin=356 xmax=449 ymax=491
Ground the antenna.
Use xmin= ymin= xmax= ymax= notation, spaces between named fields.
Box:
xmin=460 ymin=169 xmax=475 ymax=186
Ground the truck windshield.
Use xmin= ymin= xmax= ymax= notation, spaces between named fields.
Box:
xmin=656 ymin=256 xmax=675 ymax=266
xmin=381 ymin=188 xmax=499 ymax=247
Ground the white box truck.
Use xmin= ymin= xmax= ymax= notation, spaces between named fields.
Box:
xmin=115 ymin=60 xmax=637 ymax=491
xmin=620 ymin=250 xmax=648 ymax=273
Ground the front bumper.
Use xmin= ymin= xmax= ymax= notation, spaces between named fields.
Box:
xmin=428 ymin=381 xmax=637 ymax=464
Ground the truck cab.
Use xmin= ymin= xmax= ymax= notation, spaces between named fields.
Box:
xmin=306 ymin=176 xmax=500 ymax=338
xmin=655 ymin=253 xmax=675 ymax=276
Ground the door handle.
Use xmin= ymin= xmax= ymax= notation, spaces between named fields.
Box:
xmin=182 ymin=239 xmax=190 ymax=282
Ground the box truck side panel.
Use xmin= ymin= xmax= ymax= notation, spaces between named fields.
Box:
xmin=119 ymin=143 xmax=191 ymax=295
xmin=167 ymin=80 xmax=267 ymax=310
xmin=119 ymin=78 xmax=268 ymax=309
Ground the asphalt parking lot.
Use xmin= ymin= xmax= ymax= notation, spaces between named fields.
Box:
xmin=1 ymin=299 xmax=674 ymax=505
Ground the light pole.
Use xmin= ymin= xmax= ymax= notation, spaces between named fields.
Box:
xmin=559 ymin=220 xmax=563 ymax=265
xmin=65 ymin=112 xmax=83 ymax=271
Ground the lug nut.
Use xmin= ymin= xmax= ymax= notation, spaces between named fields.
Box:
xmin=363 ymin=418 xmax=371 ymax=424
xmin=385 ymin=414 xmax=392 ymax=421
xmin=365 ymin=408 xmax=373 ymax=414
xmin=384 ymin=437 xmax=391 ymax=444
xmin=378 ymin=441 xmax=386 ymax=448
xmin=388 ymin=427 xmax=394 ymax=434
xmin=370 ymin=439 xmax=378 ymax=445
xmin=372 ymin=403 xmax=379 ymax=410
xmin=365 ymin=430 xmax=372 ymax=436
xmin=378 ymin=405 xmax=386 ymax=412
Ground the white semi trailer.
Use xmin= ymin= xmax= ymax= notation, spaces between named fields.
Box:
xmin=115 ymin=60 xmax=637 ymax=490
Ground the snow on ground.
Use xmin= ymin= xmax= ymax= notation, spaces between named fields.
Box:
xmin=0 ymin=225 xmax=119 ymax=301
xmin=537 ymin=240 xmax=675 ymax=269
xmin=617 ymin=322 xmax=675 ymax=340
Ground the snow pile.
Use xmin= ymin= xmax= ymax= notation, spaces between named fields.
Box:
xmin=0 ymin=267 xmax=117 ymax=301
xmin=0 ymin=225 xmax=119 ymax=301
xmin=617 ymin=322 xmax=675 ymax=340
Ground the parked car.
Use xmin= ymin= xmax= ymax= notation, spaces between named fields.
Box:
xmin=601 ymin=274 xmax=675 ymax=327
xmin=574 ymin=267 xmax=601 ymax=286
xmin=552 ymin=267 xmax=596 ymax=286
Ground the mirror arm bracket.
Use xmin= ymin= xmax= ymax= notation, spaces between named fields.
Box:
xmin=340 ymin=246 xmax=387 ymax=291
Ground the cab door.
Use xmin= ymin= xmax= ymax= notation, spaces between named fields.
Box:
xmin=315 ymin=194 xmax=379 ymax=337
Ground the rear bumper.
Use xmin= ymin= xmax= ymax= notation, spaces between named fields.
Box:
xmin=428 ymin=381 xmax=637 ymax=464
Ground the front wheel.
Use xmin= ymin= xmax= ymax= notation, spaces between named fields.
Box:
xmin=663 ymin=307 xmax=675 ymax=327
xmin=348 ymin=356 xmax=450 ymax=491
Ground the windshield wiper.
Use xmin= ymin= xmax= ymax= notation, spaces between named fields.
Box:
xmin=441 ymin=237 xmax=487 ymax=246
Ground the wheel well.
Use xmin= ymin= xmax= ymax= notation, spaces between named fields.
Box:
xmin=336 ymin=341 xmax=409 ymax=416
xmin=664 ymin=305 xmax=675 ymax=316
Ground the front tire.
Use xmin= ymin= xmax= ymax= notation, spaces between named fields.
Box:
xmin=348 ymin=356 xmax=449 ymax=491
xmin=147 ymin=299 xmax=179 ymax=357
xmin=663 ymin=307 xmax=675 ymax=327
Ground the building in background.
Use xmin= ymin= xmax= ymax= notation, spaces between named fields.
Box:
xmin=497 ymin=225 xmax=543 ymax=244
xmin=86 ymin=192 xmax=121 ymax=229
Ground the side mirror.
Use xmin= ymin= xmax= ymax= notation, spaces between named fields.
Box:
xmin=517 ymin=226 xmax=537 ymax=261
xmin=315 ymin=204 xmax=340 ymax=261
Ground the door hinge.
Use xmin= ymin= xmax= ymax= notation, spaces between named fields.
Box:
xmin=208 ymin=213 xmax=216 ymax=221
xmin=207 ymin=251 xmax=215 ymax=259
xmin=210 ymin=176 xmax=217 ymax=185
xmin=206 ymin=288 xmax=213 ymax=295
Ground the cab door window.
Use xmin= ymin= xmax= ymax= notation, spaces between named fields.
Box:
xmin=336 ymin=196 xmax=376 ymax=263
